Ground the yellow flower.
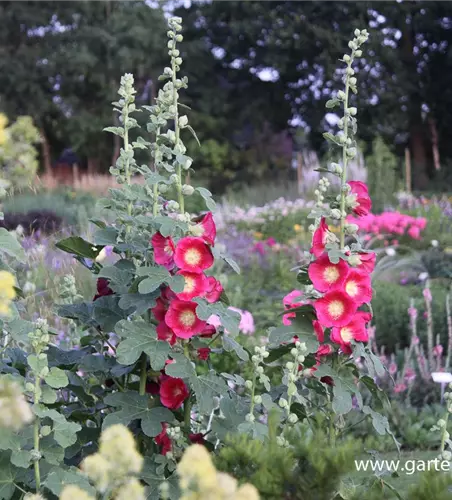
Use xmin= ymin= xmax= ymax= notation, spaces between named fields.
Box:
xmin=24 ymin=494 xmax=46 ymax=500
xmin=59 ymin=485 xmax=95 ymax=500
xmin=217 ymin=472 xmax=237 ymax=495
xmin=178 ymin=444 xmax=218 ymax=493
xmin=81 ymin=454 xmax=111 ymax=493
xmin=99 ymin=424 xmax=143 ymax=476
xmin=0 ymin=129 xmax=7 ymax=146
xmin=0 ymin=271 xmax=16 ymax=316
xmin=234 ymin=484 xmax=260 ymax=500
xmin=293 ymin=224 xmax=302 ymax=233
xmin=253 ymin=231 xmax=263 ymax=240
xmin=115 ymin=478 xmax=146 ymax=500
xmin=0 ymin=113 xmax=8 ymax=130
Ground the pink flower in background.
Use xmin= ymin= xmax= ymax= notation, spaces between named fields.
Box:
xmin=266 ymin=237 xmax=277 ymax=247
xmin=404 ymin=367 xmax=416 ymax=383
xmin=229 ymin=307 xmax=255 ymax=334
xmin=253 ymin=241 xmax=266 ymax=256
xmin=433 ymin=345 xmax=444 ymax=357
xmin=388 ymin=362 xmax=397 ymax=375
xmin=282 ymin=289 xmax=305 ymax=325
xmin=423 ymin=288 xmax=432 ymax=302
xmin=408 ymin=306 xmax=418 ymax=320
xmin=407 ymin=225 xmax=421 ymax=239
xmin=412 ymin=336 xmax=420 ymax=345
xmin=310 ymin=218 xmax=329 ymax=257
xmin=394 ymin=383 xmax=407 ymax=393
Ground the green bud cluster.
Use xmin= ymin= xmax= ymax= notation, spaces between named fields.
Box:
xmin=28 ymin=319 xmax=50 ymax=355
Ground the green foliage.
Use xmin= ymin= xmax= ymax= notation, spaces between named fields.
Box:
xmin=372 ymin=280 xmax=449 ymax=352
xmin=0 ymin=115 xmax=40 ymax=188
xmin=366 ymin=136 xmax=399 ymax=213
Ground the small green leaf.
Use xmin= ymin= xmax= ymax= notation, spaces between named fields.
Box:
xmin=222 ymin=335 xmax=249 ymax=361
xmin=55 ymin=236 xmax=101 ymax=259
xmin=196 ymin=187 xmax=216 ymax=211
xmin=138 ymin=267 xmax=171 ymax=294
xmin=192 ymin=372 xmax=229 ymax=413
xmin=325 ymin=98 xmax=340 ymax=109
xmin=44 ymin=367 xmax=69 ymax=389
xmin=165 ymin=353 xmax=196 ymax=379
xmin=0 ymin=228 xmax=25 ymax=262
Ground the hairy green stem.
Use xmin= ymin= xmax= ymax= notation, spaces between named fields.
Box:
xmin=139 ymin=352 xmax=147 ymax=396
xmin=440 ymin=412 xmax=450 ymax=454
xmin=171 ymin=38 xmax=184 ymax=215
xmin=152 ymin=127 xmax=161 ymax=217
xmin=249 ymin=373 xmax=257 ymax=416
xmin=339 ymin=58 xmax=352 ymax=250
xmin=33 ymin=376 xmax=41 ymax=491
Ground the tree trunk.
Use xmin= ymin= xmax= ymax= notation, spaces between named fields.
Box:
xmin=401 ymin=10 xmax=429 ymax=190
xmin=40 ymin=129 xmax=52 ymax=175
xmin=428 ymin=116 xmax=441 ymax=171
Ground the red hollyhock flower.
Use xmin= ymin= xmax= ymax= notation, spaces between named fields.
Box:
xmin=330 ymin=311 xmax=370 ymax=350
xmin=197 ymin=347 xmax=211 ymax=360
xmin=174 ymin=237 xmax=214 ymax=273
xmin=159 ymin=376 xmax=189 ymax=409
xmin=204 ymin=276 xmax=223 ymax=303
xmin=165 ymin=299 xmax=207 ymax=339
xmin=145 ymin=381 xmax=160 ymax=395
xmin=316 ymin=344 xmax=334 ymax=358
xmin=308 ymin=253 xmax=349 ymax=292
xmin=348 ymin=181 xmax=372 ymax=216
xmin=196 ymin=212 xmax=216 ymax=246
xmin=93 ymin=278 xmax=114 ymax=301
xmin=151 ymin=232 xmax=176 ymax=270
xmin=155 ymin=424 xmax=172 ymax=455
xmin=200 ymin=324 xmax=217 ymax=338
xmin=157 ymin=322 xmax=177 ymax=346
xmin=176 ymin=271 xmax=208 ymax=301
xmin=152 ymin=297 xmax=168 ymax=322
xmin=314 ymin=290 xmax=357 ymax=327
xmin=313 ymin=320 xmax=325 ymax=342
xmin=320 ymin=375 xmax=335 ymax=386
xmin=339 ymin=268 xmax=372 ymax=305
xmin=310 ymin=218 xmax=330 ymax=258
xmin=189 ymin=433 xmax=207 ymax=445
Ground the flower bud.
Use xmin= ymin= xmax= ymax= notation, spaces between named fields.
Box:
xmin=181 ymin=184 xmax=194 ymax=196
xmin=158 ymin=183 xmax=168 ymax=194
xmin=355 ymin=50 xmax=362 ymax=57
xmin=254 ymin=395 xmax=262 ymax=404
xmin=245 ymin=380 xmax=253 ymax=389
xmin=348 ymin=107 xmax=357 ymax=116
xmin=343 ymin=55 xmax=351 ymax=63
xmin=288 ymin=413 xmax=299 ymax=424
xmin=337 ymin=90 xmax=346 ymax=100
xmin=245 ymin=413 xmax=255 ymax=422
xmin=330 ymin=209 xmax=341 ymax=220
xmin=279 ymin=398 xmax=288 ymax=408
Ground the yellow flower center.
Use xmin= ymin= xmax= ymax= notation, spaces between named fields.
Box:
xmin=345 ymin=280 xmax=359 ymax=297
xmin=184 ymin=248 xmax=202 ymax=266
xmin=179 ymin=310 xmax=196 ymax=327
xmin=323 ymin=266 xmax=340 ymax=284
xmin=164 ymin=243 xmax=173 ymax=255
xmin=183 ymin=276 xmax=195 ymax=294
xmin=328 ymin=300 xmax=344 ymax=320
xmin=340 ymin=327 xmax=353 ymax=343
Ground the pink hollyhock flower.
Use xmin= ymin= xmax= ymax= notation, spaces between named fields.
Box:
xmin=314 ymin=290 xmax=357 ymax=327
xmin=339 ymin=268 xmax=372 ymax=306
xmin=283 ymin=290 xmax=304 ymax=326
xmin=197 ymin=347 xmax=211 ymax=360
xmin=151 ymin=232 xmax=176 ymax=270
xmin=159 ymin=377 xmax=189 ymax=409
xmin=348 ymin=251 xmax=376 ymax=274
xmin=404 ymin=367 xmax=416 ymax=382
xmin=407 ymin=225 xmax=421 ymax=239
xmin=253 ymin=242 xmax=266 ymax=256
xmin=151 ymin=297 xmax=167 ymax=322
xmin=165 ymin=300 xmax=207 ymax=339
xmin=206 ymin=314 xmax=221 ymax=329
xmin=310 ymin=218 xmax=330 ymax=257
xmin=388 ymin=362 xmax=397 ymax=375
xmin=157 ymin=322 xmax=177 ymax=346
xmin=394 ymin=383 xmax=407 ymax=393
xmin=308 ymin=253 xmax=349 ymax=292
xmin=348 ymin=181 xmax=372 ymax=216
xmin=229 ymin=307 xmax=255 ymax=335
xmin=204 ymin=276 xmax=223 ymax=303
xmin=408 ymin=306 xmax=418 ymax=319
xmin=175 ymin=271 xmax=208 ymax=301
xmin=313 ymin=320 xmax=325 ymax=342
xmin=195 ymin=212 xmax=216 ymax=246
xmin=433 ymin=345 xmax=443 ymax=357
xmin=155 ymin=424 xmax=172 ymax=455
xmin=330 ymin=312 xmax=370 ymax=349
xmin=174 ymin=237 xmax=214 ymax=273
xmin=423 ymin=288 xmax=432 ymax=302
xmin=93 ymin=278 xmax=114 ymax=301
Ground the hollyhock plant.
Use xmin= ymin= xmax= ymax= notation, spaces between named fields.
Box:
xmin=330 ymin=312 xmax=371 ymax=351
xmin=151 ymin=232 xmax=176 ymax=270
xmin=308 ymin=253 xmax=349 ymax=292
xmin=159 ymin=376 xmax=189 ymax=409
xmin=156 ymin=322 xmax=177 ymax=346
xmin=176 ymin=271 xmax=208 ymax=301
xmin=155 ymin=424 xmax=172 ymax=456
xmin=165 ymin=299 xmax=207 ymax=339
xmin=174 ymin=236 xmax=214 ymax=273
xmin=348 ymin=181 xmax=372 ymax=216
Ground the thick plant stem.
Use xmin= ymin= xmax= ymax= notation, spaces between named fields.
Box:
xmin=139 ymin=352 xmax=147 ymax=396
xmin=153 ymin=127 xmax=161 ymax=217
xmin=440 ymin=412 xmax=450 ymax=454
xmin=33 ymin=377 xmax=41 ymax=491
xmin=183 ymin=342 xmax=191 ymax=433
